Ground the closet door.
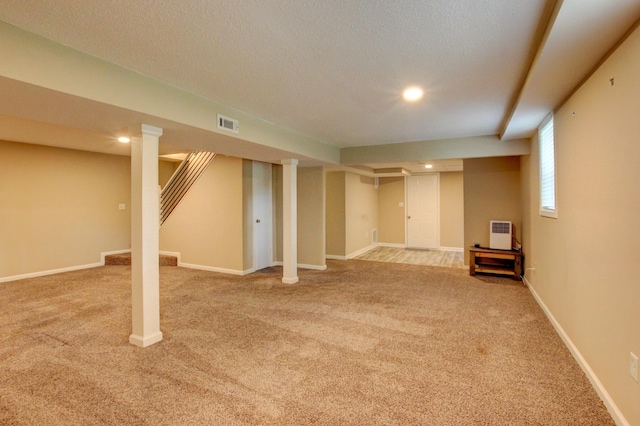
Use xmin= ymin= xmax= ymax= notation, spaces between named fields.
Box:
xmin=407 ymin=174 xmax=439 ymax=249
xmin=253 ymin=161 xmax=273 ymax=270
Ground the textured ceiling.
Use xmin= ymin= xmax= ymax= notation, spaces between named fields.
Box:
xmin=0 ymin=0 xmax=639 ymax=157
xmin=0 ymin=0 xmax=547 ymax=147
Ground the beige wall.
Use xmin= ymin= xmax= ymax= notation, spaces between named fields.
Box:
xmin=160 ymin=155 xmax=245 ymax=272
xmin=345 ymin=173 xmax=378 ymax=257
xmin=297 ymin=167 xmax=326 ymax=267
xmin=0 ymin=141 xmax=131 ymax=279
xmin=522 ymin=25 xmax=640 ymax=425
xmin=325 ymin=171 xmax=346 ymax=257
xmin=463 ymin=157 xmax=521 ymax=265
xmin=377 ymin=177 xmax=405 ymax=245
xmin=273 ymin=165 xmax=283 ymax=261
xmin=242 ymin=160 xmax=254 ymax=271
xmin=375 ymin=173 xmax=464 ymax=249
xmin=159 ymin=159 xmax=179 ymax=188
xmin=274 ymin=165 xmax=326 ymax=268
xmin=439 ymin=172 xmax=464 ymax=249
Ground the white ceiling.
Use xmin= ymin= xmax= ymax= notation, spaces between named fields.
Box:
xmin=366 ymin=160 xmax=463 ymax=174
xmin=0 ymin=0 xmax=639 ymax=165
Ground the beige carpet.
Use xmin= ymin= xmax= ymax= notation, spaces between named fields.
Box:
xmin=0 ymin=261 xmax=613 ymax=425
xmin=104 ymin=252 xmax=178 ymax=266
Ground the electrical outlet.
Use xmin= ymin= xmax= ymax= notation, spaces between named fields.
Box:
xmin=631 ymin=352 xmax=638 ymax=383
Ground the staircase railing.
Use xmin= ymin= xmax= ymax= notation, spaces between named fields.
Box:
xmin=160 ymin=151 xmax=216 ymax=226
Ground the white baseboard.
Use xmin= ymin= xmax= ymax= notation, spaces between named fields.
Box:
xmin=326 ymin=254 xmax=347 ymax=260
xmin=0 ymin=261 xmax=103 ymax=283
xmin=100 ymin=249 xmax=131 ymax=264
xmin=129 ymin=331 xmax=163 ymax=348
xmin=0 ymin=248 xmax=134 ymax=283
xmin=524 ymin=277 xmax=629 ymax=426
xmin=299 ymin=263 xmax=327 ymax=271
xmin=271 ymin=261 xmax=327 ymax=271
xmin=439 ymin=246 xmax=464 ymax=252
xmin=159 ymin=250 xmax=181 ymax=263
xmin=376 ymin=243 xmax=406 ymax=248
xmin=347 ymin=244 xmax=377 ymax=259
xmin=160 ymin=251 xmax=252 ymax=276
xmin=178 ymin=262 xmax=247 ymax=276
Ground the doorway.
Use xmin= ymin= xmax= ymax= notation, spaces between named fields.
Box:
xmin=407 ymin=174 xmax=439 ymax=249
xmin=253 ymin=161 xmax=273 ymax=270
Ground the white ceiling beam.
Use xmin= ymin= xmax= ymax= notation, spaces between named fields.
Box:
xmin=340 ymin=136 xmax=530 ymax=166
xmin=0 ymin=22 xmax=339 ymax=164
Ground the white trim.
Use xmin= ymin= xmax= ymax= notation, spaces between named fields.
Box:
xmin=272 ymin=261 xmax=327 ymax=271
xmin=326 ymin=254 xmax=348 ymax=260
xmin=346 ymin=244 xmax=377 ymax=259
xmin=0 ymin=262 xmax=103 ymax=283
xmin=376 ymin=243 xmax=407 ymax=248
xmin=404 ymin=176 xmax=408 ymax=247
xmin=0 ymin=248 xmax=133 ymax=283
xmin=299 ymin=263 xmax=327 ymax=271
xmin=160 ymin=251 xmax=252 ymax=275
xmin=159 ymin=250 xmax=181 ymax=263
xmin=178 ymin=262 xmax=248 ymax=276
xmin=524 ymin=277 xmax=629 ymax=426
xmin=538 ymin=113 xmax=558 ymax=218
xmin=406 ymin=173 xmax=440 ymax=250
xmin=101 ymin=249 xmax=132 ymax=264
xmin=252 ymin=161 xmax=274 ymax=271
xmin=129 ymin=331 xmax=163 ymax=348
xmin=439 ymin=246 xmax=464 ymax=252
xmin=540 ymin=208 xmax=558 ymax=219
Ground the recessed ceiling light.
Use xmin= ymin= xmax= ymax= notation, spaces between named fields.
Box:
xmin=424 ymin=164 xmax=433 ymax=169
xmin=117 ymin=136 xmax=130 ymax=143
xmin=403 ymin=86 xmax=424 ymax=102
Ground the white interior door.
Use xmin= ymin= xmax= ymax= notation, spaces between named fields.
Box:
xmin=253 ymin=161 xmax=273 ymax=270
xmin=407 ymin=174 xmax=439 ymax=249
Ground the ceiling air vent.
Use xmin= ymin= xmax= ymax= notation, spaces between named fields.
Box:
xmin=217 ymin=114 xmax=239 ymax=134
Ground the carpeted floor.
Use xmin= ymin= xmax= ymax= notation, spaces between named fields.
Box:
xmin=0 ymin=260 xmax=614 ymax=425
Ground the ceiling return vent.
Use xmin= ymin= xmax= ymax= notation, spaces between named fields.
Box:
xmin=217 ymin=114 xmax=239 ymax=134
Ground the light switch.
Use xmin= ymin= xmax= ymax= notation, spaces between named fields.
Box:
xmin=119 ymin=204 xmax=126 ymax=210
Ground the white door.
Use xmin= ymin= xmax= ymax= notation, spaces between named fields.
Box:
xmin=407 ymin=174 xmax=439 ymax=249
xmin=253 ymin=162 xmax=273 ymax=270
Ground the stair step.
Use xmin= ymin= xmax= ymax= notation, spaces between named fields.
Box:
xmin=104 ymin=253 xmax=178 ymax=266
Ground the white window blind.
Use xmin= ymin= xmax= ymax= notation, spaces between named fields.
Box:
xmin=539 ymin=114 xmax=557 ymax=218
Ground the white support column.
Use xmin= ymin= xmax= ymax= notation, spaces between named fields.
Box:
xmin=129 ymin=124 xmax=163 ymax=347
xmin=281 ymin=159 xmax=299 ymax=284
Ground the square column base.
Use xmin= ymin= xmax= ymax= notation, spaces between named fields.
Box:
xmin=129 ymin=331 xmax=163 ymax=348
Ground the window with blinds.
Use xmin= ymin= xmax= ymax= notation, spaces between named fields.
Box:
xmin=539 ymin=114 xmax=557 ymax=218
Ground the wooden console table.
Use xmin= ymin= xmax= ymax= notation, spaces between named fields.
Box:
xmin=469 ymin=247 xmax=523 ymax=280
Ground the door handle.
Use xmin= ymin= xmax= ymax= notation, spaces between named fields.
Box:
xmin=407 ymin=216 xmax=411 ymax=219
xmin=256 ymin=219 xmax=261 ymax=223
